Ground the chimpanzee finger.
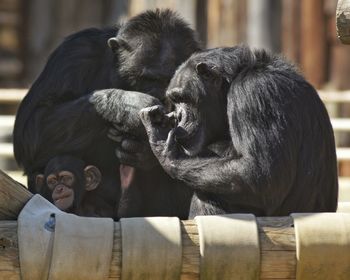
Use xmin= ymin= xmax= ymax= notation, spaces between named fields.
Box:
xmin=166 ymin=128 xmax=176 ymax=147
xmin=120 ymin=139 xmax=143 ymax=153
xmin=107 ymin=128 xmax=123 ymax=142
xmin=115 ymin=148 xmax=138 ymax=166
xmin=139 ymin=105 xmax=166 ymax=125
xmin=164 ymin=128 xmax=178 ymax=158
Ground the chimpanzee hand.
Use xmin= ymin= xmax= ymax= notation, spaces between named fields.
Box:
xmin=90 ymin=88 xmax=162 ymax=139
xmin=139 ymin=105 xmax=179 ymax=166
xmin=91 ymin=89 xmax=163 ymax=169
xmin=108 ymin=124 xmax=158 ymax=170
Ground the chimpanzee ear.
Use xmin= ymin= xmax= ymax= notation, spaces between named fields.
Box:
xmin=84 ymin=165 xmax=102 ymax=191
xmin=35 ymin=174 xmax=45 ymax=190
xmin=196 ymin=62 xmax=219 ymax=80
xmin=108 ymin=37 xmax=131 ymax=53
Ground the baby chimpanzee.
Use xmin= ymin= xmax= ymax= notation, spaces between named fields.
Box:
xmin=36 ymin=155 xmax=116 ymax=217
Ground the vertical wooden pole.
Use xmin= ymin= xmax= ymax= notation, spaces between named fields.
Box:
xmin=281 ymin=0 xmax=301 ymax=63
xmin=300 ymin=0 xmax=326 ymax=88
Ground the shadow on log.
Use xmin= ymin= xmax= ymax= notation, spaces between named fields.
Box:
xmin=0 ymin=219 xmax=296 ymax=280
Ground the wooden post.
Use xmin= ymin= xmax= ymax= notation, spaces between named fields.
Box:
xmin=0 ymin=169 xmax=32 ymax=220
xmin=281 ymin=0 xmax=301 ymax=63
xmin=300 ymin=0 xmax=326 ymax=88
xmin=337 ymin=0 xmax=350 ymax=44
xmin=0 ymin=217 xmax=295 ymax=280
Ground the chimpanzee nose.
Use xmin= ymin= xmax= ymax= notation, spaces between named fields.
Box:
xmin=56 ymin=185 xmax=64 ymax=192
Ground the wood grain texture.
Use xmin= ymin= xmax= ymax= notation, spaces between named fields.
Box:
xmin=0 ymin=217 xmax=296 ymax=279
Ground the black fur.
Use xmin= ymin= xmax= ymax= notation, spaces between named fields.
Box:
xmin=140 ymin=46 xmax=338 ymax=218
xmin=13 ymin=9 xmax=198 ymax=219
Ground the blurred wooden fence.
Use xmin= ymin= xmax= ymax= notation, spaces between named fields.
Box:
xmin=1 ymin=0 xmax=348 ymax=90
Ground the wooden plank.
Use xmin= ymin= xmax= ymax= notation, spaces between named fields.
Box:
xmin=300 ymin=0 xmax=326 ymax=88
xmin=336 ymin=0 xmax=350 ymax=44
xmin=0 ymin=217 xmax=296 ymax=279
xmin=207 ymin=0 xmax=239 ymax=48
xmin=0 ymin=169 xmax=32 ymax=220
xmin=337 ymin=201 xmax=350 ymax=212
xmin=318 ymin=91 xmax=350 ymax=103
xmin=281 ymin=0 xmax=300 ymax=63
xmin=0 ymin=116 xmax=15 ymax=129
xmin=5 ymin=171 xmax=27 ymax=188
xmin=337 ymin=147 xmax=350 ymax=160
xmin=331 ymin=118 xmax=350 ymax=131
xmin=0 ymin=143 xmax=13 ymax=158
xmin=339 ymin=177 xmax=350 ymax=202
xmin=0 ymin=89 xmax=26 ymax=103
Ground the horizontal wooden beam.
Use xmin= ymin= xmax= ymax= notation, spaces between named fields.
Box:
xmin=0 ymin=143 xmax=13 ymax=158
xmin=0 ymin=89 xmax=26 ymax=104
xmin=0 ymin=217 xmax=296 ymax=280
xmin=318 ymin=90 xmax=350 ymax=103
xmin=331 ymin=118 xmax=350 ymax=131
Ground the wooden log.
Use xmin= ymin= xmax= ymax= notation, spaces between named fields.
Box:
xmin=337 ymin=0 xmax=350 ymax=44
xmin=300 ymin=0 xmax=326 ymax=88
xmin=0 ymin=217 xmax=295 ymax=280
xmin=0 ymin=170 xmax=32 ymax=220
xmin=0 ymin=89 xmax=26 ymax=104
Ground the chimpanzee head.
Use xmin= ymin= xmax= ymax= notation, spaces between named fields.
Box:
xmin=36 ymin=155 xmax=101 ymax=212
xmin=108 ymin=9 xmax=200 ymax=101
xmin=165 ymin=49 xmax=233 ymax=156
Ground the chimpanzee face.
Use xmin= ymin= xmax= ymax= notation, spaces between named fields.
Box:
xmin=36 ymin=156 xmax=102 ymax=214
xmin=107 ymin=10 xmax=200 ymax=101
xmin=166 ymin=58 xmax=228 ymax=156
xmin=46 ymin=170 xmax=75 ymax=211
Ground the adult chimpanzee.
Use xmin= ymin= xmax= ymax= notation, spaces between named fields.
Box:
xmin=36 ymin=155 xmax=116 ymax=217
xmin=13 ymin=10 xmax=198 ymax=219
xmin=140 ymin=46 xmax=338 ymax=218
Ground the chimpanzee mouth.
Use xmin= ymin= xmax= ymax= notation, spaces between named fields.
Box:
xmin=53 ymin=194 xmax=71 ymax=203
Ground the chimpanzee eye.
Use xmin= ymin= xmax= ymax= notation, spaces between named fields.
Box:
xmin=47 ymin=177 xmax=57 ymax=189
xmin=62 ymin=175 xmax=73 ymax=186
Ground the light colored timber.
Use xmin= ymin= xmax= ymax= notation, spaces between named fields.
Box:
xmin=0 ymin=217 xmax=296 ymax=280
xmin=337 ymin=147 xmax=350 ymax=160
xmin=331 ymin=118 xmax=350 ymax=131
xmin=0 ymin=115 xmax=15 ymax=129
xmin=339 ymin=177 xmax=350 ymax=202
xmin=336 ymin=0 xmax=350 ymax=44
xmin=0 ymin=89 xmax=26 ymax=104
xmin=0 ymin=169 xmax=32 ymax=220
xmin=0 ymin=143 xmax=13 ymax=158
xmin=318 ymin=90 xmax=350 ymax=103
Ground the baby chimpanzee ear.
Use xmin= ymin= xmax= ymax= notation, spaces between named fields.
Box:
xmin=196 ymin=62 xmax=220 ymax=81
xmin=35 ymin=174 xmax=45 ymax=191
xmin=84 ymin=165 xmax=102 ymax=191
xmin=108 ymin=37 xmax=131 ymax=53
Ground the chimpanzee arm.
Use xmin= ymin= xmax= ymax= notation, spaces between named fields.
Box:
xmin=26 ymin=95 xmax=110 ymax=172
xmin=140 ymin=105 xmax=295 ymax=199
xmin=90 ymin=89 xmax=162 ymax=169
